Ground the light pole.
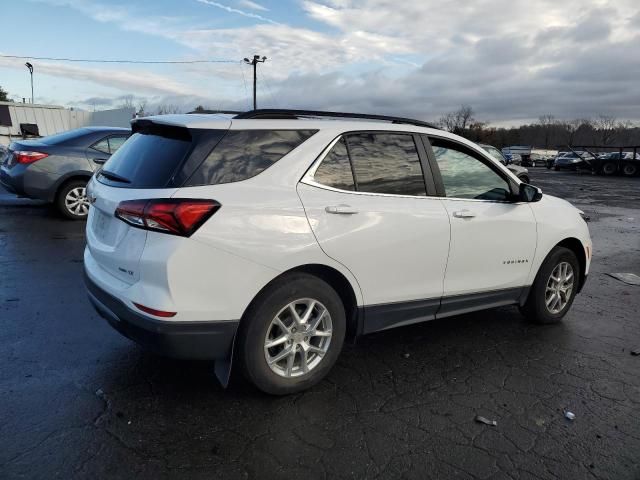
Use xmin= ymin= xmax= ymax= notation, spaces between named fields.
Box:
xmin=25 ymin=62 xmax=34 ymax=104
xmin=243 ymin=55 xmax=267 ymax=110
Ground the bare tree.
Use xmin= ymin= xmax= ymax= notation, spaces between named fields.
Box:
xmin=119 ymin=95 xmax=135 ymax=109
xmin=537 ymin=115 xmax=556 ymax=148
xmin=560 ymin=118 xmax=587 ymax=146
xmin=594 ymin=114 xmax=618 ymax=146
xmin=136 ymin=100 xmax=148 ymax=117
xmin=156 ymin=104 xmax=181 ymax=115
xmin=438 ymin=112 xmax=457 ymax=132
xmin=438 ymin=105 xmax=475 ymax=133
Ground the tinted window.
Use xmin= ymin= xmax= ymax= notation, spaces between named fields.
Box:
xmin=313 ymin=138 xmax=355 ymax=191
xmin=108 ymin=135 xmax=128 ymax=153
xmin=92 ymin=138 xmax=110 ymax=154
xmin=186 ymin=130 xmax=317 ymax=186
xmin=430 ymin=138 xmax=511 ymax=201
xmin=99 ymin=131 xmax=192 ymax=188
xmin=346 ymin=133 xmax=426 ymax=196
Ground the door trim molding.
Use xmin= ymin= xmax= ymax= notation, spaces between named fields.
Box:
xmin=362 ymin=287 xmax=527 ymax=334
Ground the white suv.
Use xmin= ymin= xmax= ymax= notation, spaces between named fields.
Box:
xmin=84 ymin=110 xmax=592 ymax=395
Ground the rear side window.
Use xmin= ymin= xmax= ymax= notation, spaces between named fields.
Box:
xmin=186 ymin=130 xmax=317 ymax=186
xmin=346 ymin=133 xmax=426 ymax=196
xmin=99 ymin=129 xmax=193 ymax=188
xmin=313 ymin=138 xmax=355 ymax=191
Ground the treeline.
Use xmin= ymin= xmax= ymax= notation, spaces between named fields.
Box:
xmin=438 ymin=106 xmax=640 ymax=150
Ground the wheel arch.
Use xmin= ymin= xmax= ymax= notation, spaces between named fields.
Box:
xmin=53 ymin=172 xmax=92 ymax=201
xmin=555 ymin=237 xmax=587 ymax=292
xmin=240 ymin=263 xmax=361 ymax=341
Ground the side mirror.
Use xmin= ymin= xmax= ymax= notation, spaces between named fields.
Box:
xmin=519 ymin=183 xmax=542 ymax=202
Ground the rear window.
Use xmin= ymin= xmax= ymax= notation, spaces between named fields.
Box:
xmin=185 ymin=130 xmax=317 ymax=186
xmin=99 ymin=129 xmax=194 ymax=188
xmin=98 ymin=125 xmax=317 ymax=189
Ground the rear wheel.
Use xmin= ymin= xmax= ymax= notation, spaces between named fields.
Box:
xmin=622 ymin=163 xmax=638 ymax=177
xmin=520 ymin=246 xmax=580 ymax=324
xmin=56 ymin=179 xmax=89 ymax=220
xmin=601 ymin=162 xmax=617 ymax=176
xmin=239 ymin=273 xmax=346 ymax=395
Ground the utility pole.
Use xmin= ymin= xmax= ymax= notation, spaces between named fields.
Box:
xmin=243 ymin=55 xmax=267 ymax=110
xmin=25 ymin=62 xmax=34 ymax=104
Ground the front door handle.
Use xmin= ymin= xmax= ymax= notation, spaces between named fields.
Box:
xmin=452 ymin=209 xmax=476 ymax=218
xmin=92 ymin=158 xmax=107 ymax=165
xmin=325 ymin=205 xmax=358 ymax=215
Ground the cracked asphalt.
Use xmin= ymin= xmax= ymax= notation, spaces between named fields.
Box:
xmin=1 ymin=168 xmax=639 ymax=479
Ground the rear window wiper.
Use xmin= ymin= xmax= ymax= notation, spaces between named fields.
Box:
xmin=99 ymin=170 xmax=131 ymax=184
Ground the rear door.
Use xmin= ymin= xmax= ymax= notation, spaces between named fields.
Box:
xmin=86 ymin=121 xmax=229 ymax=285
xmin=424 ymin=136 xmax=536 ymax=312
xmin=298 ymin=131 xmax=451 ymax=333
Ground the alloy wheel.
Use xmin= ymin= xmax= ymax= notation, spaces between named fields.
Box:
xmin=545 ymin=262 xmax=574 ymax=314
xmin=264 ymin=298 xmax=333 ymax=378
xmin=64 ymin=186 xmax=89 ymax=217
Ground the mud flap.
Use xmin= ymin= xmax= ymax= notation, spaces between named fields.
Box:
xmin=214 ymin=331 xmax=236 ymax=387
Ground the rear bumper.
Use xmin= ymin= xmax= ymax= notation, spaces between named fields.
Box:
xmin=84 ymin=271 xmax=238 ymax=360
xmin=0 ymin=165 xmax=26 ymax=196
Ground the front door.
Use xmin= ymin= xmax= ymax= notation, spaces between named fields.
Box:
xmin=425 ymin=136 xmax=537 ymax=316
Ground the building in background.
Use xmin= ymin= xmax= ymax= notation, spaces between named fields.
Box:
xmin=0 ymin=101 xmax=135 ymax=145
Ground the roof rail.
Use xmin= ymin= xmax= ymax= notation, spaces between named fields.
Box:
xmin=186 ymin=109 xmax=243 ymax=115
xmin=234 ymin=109 xmax=440 ymax=130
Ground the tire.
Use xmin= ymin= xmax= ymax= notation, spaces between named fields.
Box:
xmin=601 ymin=162 xmax=617 ymax=176
xmin=520 ymin=246 xmax=580 ymax=324
xmin=56 ymin=179 xmax=90 ymax=220
xmin=622 ymin=163 xmax=637 ymax=177
xmin=518 ymin=175 xmax=530 ymax=184
xmin=554 ymin=166 xmax=560 ymax=171
xmin=238 ymin=273 xmax=346 ymax=395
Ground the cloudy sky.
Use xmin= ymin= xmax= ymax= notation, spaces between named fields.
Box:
xmin=1 ymin=0 xmax=639 ymax=125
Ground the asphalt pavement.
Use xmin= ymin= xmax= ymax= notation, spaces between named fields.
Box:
xmin=1 ymin=168 xmax=639 ymax=479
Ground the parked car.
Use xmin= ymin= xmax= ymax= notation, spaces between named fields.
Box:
xmin=84 ymin=110 xmax=592 ymax=395
xmin=553 ymin=151 xmax=587 ymax=170
xmin=0 ymin=127 xmax=130 ymax=219
xmin=480 ymin=144 xmax=530 ymax=183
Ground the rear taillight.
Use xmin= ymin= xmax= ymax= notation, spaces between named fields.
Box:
xmin=115 ymin=199 xmax=220 ymax=237
xmin=14 ymin=151 xmax=49 ymax=164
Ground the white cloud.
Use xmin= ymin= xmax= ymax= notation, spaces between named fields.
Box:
xmin=196 ymin=0 xmax=279 ymax=24
xmin=18 ymin=0 xmax=640 ymax=122
xmin=237 ymin=0 xmax=268 ymax=11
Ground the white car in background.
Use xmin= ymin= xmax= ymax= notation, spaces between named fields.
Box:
xmin=84 ymin=110 xmax=592 ymax=395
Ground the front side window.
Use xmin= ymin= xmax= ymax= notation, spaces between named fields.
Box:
xmin=313 ymin=138 xmax=355 ymax=191
xmin=187 ymin=130 xmax=317 ymax=186
xmin=346 ymin=133 xmax=426 ymax=196
xmin=430 ymin=138 xmax=511 ymax=201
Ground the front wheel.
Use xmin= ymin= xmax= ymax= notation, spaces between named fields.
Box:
xmin=238 ymin=273 xmax=346 ymax=395
xmin=56 ymin=179 xmax=89 ymax=220
xmin=520 ymin=246 xmax=580 ymax=324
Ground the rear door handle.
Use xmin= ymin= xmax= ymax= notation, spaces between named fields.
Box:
xmin=92 ymin=158 xmax=107 ymax=165
xmin=325 ymin=205 xmax=358 ymax=215
xmin=452 ymin=209 xmax=476 ymax=218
